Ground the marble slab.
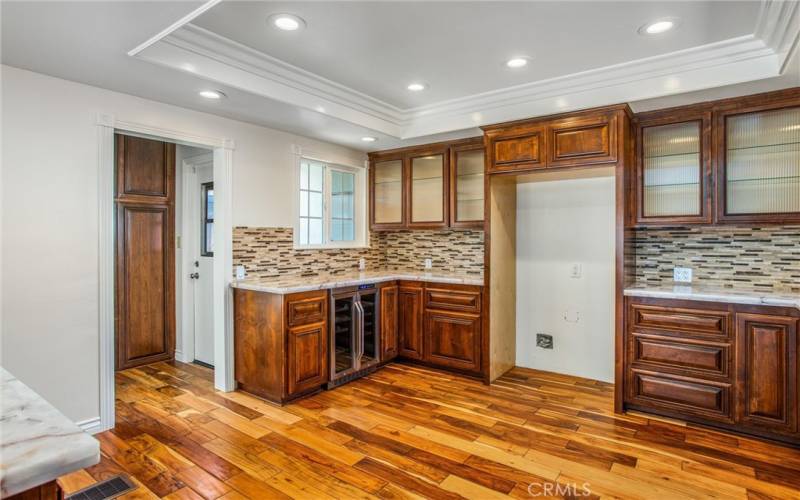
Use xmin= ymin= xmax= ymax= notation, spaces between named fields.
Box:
xmin=231 ymin=268 xmax=484 ymax=294
xmin=624 ymin=283 xmax=800 ymax=310
xmin=0 ymin=368 xmax=100 ymax=497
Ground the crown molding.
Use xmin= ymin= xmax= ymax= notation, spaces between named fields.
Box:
xmin=131 ymin=0 xmax=799 ymax=140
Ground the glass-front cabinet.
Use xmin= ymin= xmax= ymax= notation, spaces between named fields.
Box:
xmin=371 ymin=157 xmax=404 ymax=229
xmin=719 ymin=104 xmax=800 ymax=222
xmin=409 ymin=150 xmax=447 ymax=227
xmin=636 ymin=111 xmax=711 ymax=224
xmin=450 ymin=144 xmax=485 ymax=228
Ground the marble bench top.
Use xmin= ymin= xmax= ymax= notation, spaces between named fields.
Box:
xmin=0 ymin=367 xmax=100 ymax=497
xmin=231 ymin=268 xmax=484 ymax=294
xmin=624 ymin=283 xmax=800 ymax=311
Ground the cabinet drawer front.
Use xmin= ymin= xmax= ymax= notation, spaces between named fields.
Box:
xmin=548 ymin=115 xmax=616 ymax=168
xmin=630 ymin=370 xmax=732 ymax=420
xmin=287 ymin=295 xmax=326 ymax=327
xmin=633 ymin=336 xmax=729 ymax=377
xmin=425 ymin=287 xmax=481 ymax=313
xmin=630 ymin=304 xmax=729 ymax=339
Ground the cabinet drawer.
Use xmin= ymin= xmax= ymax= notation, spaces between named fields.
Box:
xmin=632 ymin=335 xmax=730 ymax=378
xmin=425 ymin=287 xmax=481 ymax=313
xmin=630 ymin=304 xmax=729 ymax=339
xmin=629 ymin=370 xmax=733 ymax=422
xmin=286 ymin=293 xmax=326 ymax=327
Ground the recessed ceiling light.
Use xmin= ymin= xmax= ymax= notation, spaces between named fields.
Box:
xmin=199 ymin=90 xmax=225 ymax=100
xmin=506 ymin=57 xmax=529 ymax=68
xmin=639 ymin=18 xmax=679 ymax=35
xmin=407 ymin=82 xmax=427 ymax=92
xmin=268 ymin=13 xmax=305 ymax=31
xmin=361 ymin=136 xmax=377 ymax=142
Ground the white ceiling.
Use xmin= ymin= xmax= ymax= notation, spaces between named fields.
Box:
xmin=2 ymin=1 xmax=799 ymax=152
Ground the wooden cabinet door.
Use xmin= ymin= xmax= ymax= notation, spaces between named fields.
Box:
xmin=398 ymin=285 xmax=423 ymax=359
xmin=287 ymin=322 xmax=328 ymax=396
xmin=407 ymin=149 xmax=449 ymax=228
xmin=547 ymin=113 xmax=617 ymax=169
xmin=380 ymin=284 xmax=399 ymax=361
xmin=370 ymin=156 xmax=406 ymax=230
xmin=735 ymin=313 xmax=798 ymax=434
xmin=424 ymin=310 xmax=481 ymax=372
xmin=115 ymin=134 xmax=175 ymax=371
xmin=486 ymin=125 xmax=545 ymax=173
xmin=449 ymin=142 xmax=485 ymax=228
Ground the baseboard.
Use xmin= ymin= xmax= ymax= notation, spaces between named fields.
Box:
xmin=174 ymin=349 xmax=192 ymax=364
xmin=76 ymin=416 xmax=105 ymax=435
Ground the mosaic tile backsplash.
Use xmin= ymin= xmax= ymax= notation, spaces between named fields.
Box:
xmin=233 ymin=227 xmax=484 ymax=279
xmin=630 ymin=225 xmax=800 ymax=293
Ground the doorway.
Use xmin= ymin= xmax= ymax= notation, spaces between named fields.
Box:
xmin=178 ymin=150 xmax=216 ymax=368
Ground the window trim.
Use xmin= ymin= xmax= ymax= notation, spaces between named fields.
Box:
xmin=293 ymin=152 xmax=368 ymax=250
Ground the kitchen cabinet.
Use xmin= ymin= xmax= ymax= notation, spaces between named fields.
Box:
xmin=371 ymin=156 xmax=405 ymax=229
xmin=424 ymin=310 xmax=481 ymax=372
xmin=369 ymin=137 xmax=484 ymax=230
xmin=735 ymin=313 xmax=797 ymax=435
xmin=483 ymin=106 xmax=628 ymax=173
xmin=450 ymin=143 xmax=485 ymax=228
xmin=624 ymin=296 xmax=799 ymax=445
xmin=634 ymin=109 xmax=712 ymax=225
xmin=716 ymin=98 xmax=800 ymax=223
xmin=398 ymin=282 xmax=424 ymax=359
xmin=234 ymin=288 xmax=328 ymax=404
xmin=408 ymin=149 xmax=448 ymax=228
xmin=631 ymin=88 xmax=800 ymax=226
xmin=380 ymin=284 xmax=399 ymax=361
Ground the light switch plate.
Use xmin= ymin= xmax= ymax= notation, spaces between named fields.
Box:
xmin=358 ymin=258 xmax=366 ymax=271
xmin=674 ymin=267 xmax=693 ymax=283
xmin=424 ymin=258 xmax=432 ymax=269
xmin=235 ymin=265 xmax=246 ymax=280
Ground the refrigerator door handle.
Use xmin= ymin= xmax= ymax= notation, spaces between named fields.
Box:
xmin=354 ymin=300 xmax=364 ymax=366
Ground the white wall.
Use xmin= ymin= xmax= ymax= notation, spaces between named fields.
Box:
xmin=515 ymin=172 xmax=615 ymax=382
xmin=0 ymin=65 xmax=365 ymax=424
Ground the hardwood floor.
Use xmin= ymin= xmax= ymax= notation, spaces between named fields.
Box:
xmin=63 ymin=361 xmax=800 ymax=499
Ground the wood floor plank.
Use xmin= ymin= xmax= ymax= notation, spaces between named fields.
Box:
xmin=80 ymin=361 xmax=800 ymax=499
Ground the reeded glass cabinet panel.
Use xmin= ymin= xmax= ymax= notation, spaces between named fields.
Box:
xmin=642 ymin=121 xmax=702 ymax=217
xmin=725 ymin=107 xmax=800 ymax=215
xmin=410 ymin=154 xmax=445 ymax=223
xmin=453 ymin=149 xmax=484 ymax=223
xmin=373 ymin=159 xmax=403 ymax=224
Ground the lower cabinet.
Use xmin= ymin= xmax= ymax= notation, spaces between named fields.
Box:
xmin=380 ymin=284 xmax=399 ymax=361
xmin=234 ymin=288 xmax=328 ymax=404
xmin=398 ymin=283 xmax=424 ymax=359
xmin=736 ymin=313 xmax=798 ymax=435
xmin=625 ymin=297 xmax=799 ymax=444
xmin=424 ymin=310 xmax=481 ymax=372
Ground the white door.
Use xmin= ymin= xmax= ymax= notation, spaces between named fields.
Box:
xmin=192 ymin=163 xmax=215 ymax=366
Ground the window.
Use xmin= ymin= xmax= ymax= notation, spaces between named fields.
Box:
xmin=296 ymin=158 xmax=365 ymax=248
xmin=201 ymin=182 xmax=214 ymax=256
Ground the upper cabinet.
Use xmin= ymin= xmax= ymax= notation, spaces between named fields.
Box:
xmin=483 ymin=106 xmax=628 ymax=174
xmin=632 ymin=89 xmax=800 ymax=226
xmin=369 ymin=138 xmax=484 ymax=231
xmin=450 ymin=142 xmax=485 ymax=228
xmin=717 ymin=100 xmax=800 ymax=224
xmin=635 ymin=109 xmax=712 ymax=225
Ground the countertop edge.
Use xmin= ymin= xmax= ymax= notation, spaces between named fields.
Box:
xmin=623 ymin=287 xmax=800 ymax=310
xmin=3 ymin=447 xmax=100 ymax=498
xmin=231 ymin=273 xmax=484 ymax=294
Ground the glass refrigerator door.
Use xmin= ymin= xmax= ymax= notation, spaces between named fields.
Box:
xmin=332 ymin=295 xmax=356 ymax=375
xmin=360 ymin=291 xmax=378 ymax=366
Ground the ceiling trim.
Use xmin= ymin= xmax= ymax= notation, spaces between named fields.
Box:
xmin=131 ymin=0 xmax=799 ymax=140
xmin=127 ymin=0 xmax=222 ymax=57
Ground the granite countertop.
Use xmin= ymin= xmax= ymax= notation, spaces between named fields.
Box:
xmin=624 ymin=283 xmax=800 ymax=310
xmin=0 ymin=368 xmax=100 ymax=497
xmin=231 ymin=268 xmax=484 ymax=294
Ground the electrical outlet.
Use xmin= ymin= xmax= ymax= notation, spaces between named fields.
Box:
xmin=424 ymin=258 xmax=432 ymax=269
xmin=358 ymin=258 xmax=366 ymax=271
xmin=570 ymin=263 xmax=582 ymax=279
xmin=674 ymin=267 xmax=693 ymax=283
xmin=235 ymin=265 xmax=246 ymax=280
xmin=536 ymin=334 xmax=553 ymax=349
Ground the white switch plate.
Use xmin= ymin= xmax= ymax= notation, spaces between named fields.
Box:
xmin=570 ymin=263 xmax=582 ymax=279
xmin=424 ymin=258 xmax=432 ymax=269
xmin=674 ymin=267 xmax=693 ymax=283
xmin=358 ymin=258 xmax=366 ymax=271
